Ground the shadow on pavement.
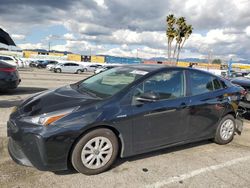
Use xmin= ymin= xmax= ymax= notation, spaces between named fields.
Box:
xmin=53 ymin=140 xmax=212 ymax=175
xmin=0 ymin=87 xmax=47 ymax=96
xmin=0 ymin=87 xmax=47 ymax=108
xmin=0 ymin=99 xmax=23 ymax=108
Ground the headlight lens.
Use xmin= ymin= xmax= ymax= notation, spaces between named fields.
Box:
xmin=23 ymin=107 xmax=78 ymax=126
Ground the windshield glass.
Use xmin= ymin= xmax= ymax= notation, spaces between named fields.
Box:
xmin=77 ymin=67 xmax=148 ymax=98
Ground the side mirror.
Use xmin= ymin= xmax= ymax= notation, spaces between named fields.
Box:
xmin=136 ymin=91 xmax=160 ymax=103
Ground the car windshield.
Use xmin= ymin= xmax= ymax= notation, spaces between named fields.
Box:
xmin=77 ymin=67 xmax=148 ymax=98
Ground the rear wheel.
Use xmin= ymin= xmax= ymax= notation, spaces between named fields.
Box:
xmin=71 ymin=128 xmax=118 ymax=175
xmin=214 ymin=114 xmax=236 ymax=145
xmin=76 ymin=69 xmax=82 ymax=74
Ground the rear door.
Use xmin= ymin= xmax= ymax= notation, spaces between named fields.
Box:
xmin=72 ymin=63 xmax=79 ymax=73
xmin=186 ymin=70 xmax=227 ymax=139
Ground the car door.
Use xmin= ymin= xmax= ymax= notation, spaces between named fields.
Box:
xmin=72 ymin=63 xmax=79 ymax=73
xmin=186 ymin=70 xmax=227 ymax=139
xmin=129 ymin=70 xmax=190 ymax=153
xmin=61 ymin=63 xmax=69 ymax=72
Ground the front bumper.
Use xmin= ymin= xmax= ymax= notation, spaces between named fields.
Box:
xmin=7 ymin=119 xmax=77 ymax=171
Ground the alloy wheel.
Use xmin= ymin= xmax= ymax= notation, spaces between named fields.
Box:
xmin=81 ymin=136 xmax=113 ymax=170
xmin=220 ymin=119 xmax=234 ymax=140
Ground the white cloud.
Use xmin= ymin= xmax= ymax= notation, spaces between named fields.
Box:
xmin=245 ymin=26 xmax=250 ymax=37
xmin=11 ymin=34 xmax=25 ymax=40
xmin=18 ymin=43 xmax=45 ymax=50
xmin=63 ymin=33 xmax=75 ymax=40
xmin=1 ymin=0 xmax=250 ymax=60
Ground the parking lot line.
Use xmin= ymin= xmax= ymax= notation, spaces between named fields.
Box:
xmin=147 ymin=155 xmax=250 ymax=188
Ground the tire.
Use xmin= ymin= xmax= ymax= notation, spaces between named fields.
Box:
xmin=71 ymin=128 xmax=118 ymax=175
xmin=214 ymin=114 xmax=236 ymax=145
xmin=55 ymin=68 xmax=61 ymax=73
xmin=76 ymin=69 xmax=82 ymax=74
xmin=83 ymin=68 xmax=87 ymax=72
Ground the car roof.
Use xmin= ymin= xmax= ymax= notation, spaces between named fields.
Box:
xmin=118 ymin=64 xmax=225 ymax=78
xmin=0 ymin=55 xmax=12 ymax=57
xmin=122 ymin=64 xmax=167 ymax=72
xmin=0 ymin=60 xmax=14 ymax=67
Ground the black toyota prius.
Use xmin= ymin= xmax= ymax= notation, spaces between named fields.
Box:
xmin=8 ymin=65 xmax=244 ymax=175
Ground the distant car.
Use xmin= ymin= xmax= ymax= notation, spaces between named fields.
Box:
xmin=0 ymin=55 xmax=19 ymax=67
xmin=29 ymin=61 xmax=37 ymax=67
xmin=54 ymin=62 xmax=84 ymax=74
xmin=29 ymin=60 xmax=44 ymax=68
xmin=47 ymin=62 xmax=59 ymax=71
xmin=0 ymin=60 xmax=21 ymax=90
xmin=37 ymin=60 xmax=58 ymax=69
xmin=94 ymin=65 xmax=121 ymax=74
xmin=231 ymin=77 xmax=250 ymax=110
xmin=8 ymin=65 xmax=244 ymax=175
xmin=83 ymin=64 xmax=102 ymax=72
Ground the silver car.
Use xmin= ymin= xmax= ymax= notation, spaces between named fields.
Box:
xmin=54 ymin=62 xmax=84 ymax=74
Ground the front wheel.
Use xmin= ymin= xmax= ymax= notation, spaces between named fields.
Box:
xmin=55 ymin=68 xmax=61 ymax=73
xmin=71 ymin=128 xmax=118 ymax=175
xmin=214 ymin=114 xmax=236 ymax=145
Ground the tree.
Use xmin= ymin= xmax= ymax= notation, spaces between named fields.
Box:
xmin=166 ymin=14 xmax=176 ymax=63
xmin=166 ymin=14 xmax=193 ymax=65
xmin=212 ymin=59 xmax=222 ymax=64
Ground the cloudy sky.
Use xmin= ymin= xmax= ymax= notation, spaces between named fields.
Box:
xmin=0 ymin=0 xmax=250 ymax=60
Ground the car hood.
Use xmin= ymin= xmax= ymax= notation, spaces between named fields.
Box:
xmin=19 ymin=85 xmax=100 ymax=116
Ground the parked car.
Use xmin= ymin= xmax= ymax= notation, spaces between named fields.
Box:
xmin=0 ymin=55 xmax=19 ymax=67
xmin=231 ymin=77 xmax=250 ymax=110
xmin=94 ymin=65 xmax=121 ymax=74
xmin=54 ymin=62 xmax=84 ymax=74
xmin=37 ymin=60 xmax=58 ymax=69
xmin=83 ymin=64 xmax=102 ymax=72
xmin=0 ymin=60 xmax=21 ymax=90
xmin=47 ymin=62 xmax=59 ymax=71
xmin=8 ymin=65 xmax=244 ymax=175
xmin=29 ymin=60 xmax=39 ymax=67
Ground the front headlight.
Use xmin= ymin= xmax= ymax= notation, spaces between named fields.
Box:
xmin=22 ymin=107 xmax=78 ymax=126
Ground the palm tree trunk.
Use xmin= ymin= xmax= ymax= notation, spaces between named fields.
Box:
xmin=180 ymin=38 xmax=186 ymax=49
xmin=177 ymin=38 xmax=187 ymax=63
xmin=167 ymin=40 xmax=170 ymax=62
xmin=169 ymin=39 xmax=173 ymax=63
xmin=176 ymin=42 xmax=182 ymax=63
xmin=172 ymin=41 xmax=178 ymax=65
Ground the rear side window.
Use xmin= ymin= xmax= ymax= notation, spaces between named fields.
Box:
xmin=2 ymin=57 xmax=12 ymax=60
xmin=189 ymin=71 xmax=227 ymax=95
xmin=213 ymin=78 xmax=222 ymax=90
xmin=189 ymin=71 xmax=214 ymax=95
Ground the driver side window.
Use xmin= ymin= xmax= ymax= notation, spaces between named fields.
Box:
xmin=132 ymin=70 xmax=185 ymax=105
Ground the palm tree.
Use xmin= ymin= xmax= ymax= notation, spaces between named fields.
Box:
xmin=166 ymin=14 xmax=193 ymax=64
xmin=176 ymin=24 xmax=193 ymax=62
xmin=166 ymin=14 xmax=176 ymax=63
xmin=173 ymin=17 xmax=186 ymax=64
